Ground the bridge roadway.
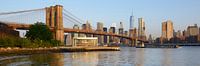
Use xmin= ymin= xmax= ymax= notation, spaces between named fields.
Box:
xmin=4 ymin=23 xmax=145 ymax=41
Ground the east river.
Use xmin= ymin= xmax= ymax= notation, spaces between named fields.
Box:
xmin=0 ymin=47 xmax=200 ymax=66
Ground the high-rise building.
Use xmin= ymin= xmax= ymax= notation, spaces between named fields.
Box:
xmin=124 ymin=31 xmax=129 ymax=44
xmin=82 ymin=21 xmax=92 ymax=32
xmin=187 ymin=24 xmax=199 ymax=36
xmin=129 ymin=28 xmax=138 ymax=38
xmin=96 ymin=22 xmax=104 ymax=44
xmin=187 ymin=24 xmax=199 ymax=43
xmin=161 ymin=20 xmax=174 ymax=40
xmin=109 ymin=26 xmax=116 ymax=42
xmin=198 ymin=27 xmax=200 ymax=42
xmin=138 ymin=18 xmax=146 ymax=40
xmin=81 ymin=21 xmax=93 ymax=37
xmin=130 ymin=12 xmax=134 ymax=29
xmin=148 ymin=34 xmax=153 ymax=44
xmin=72 ymin=24 xmax=79 ymax=37
xmin=97 ymin=22 xmax=103 ymax=31
xmin=183 ymin=30 xmax=188 ymax=37
xmin=109 ymin=27 xmax=116 ymax=34
xmin=199 ymin=27 xmax=200 ymax=35
xmin=119 ymin=22 xmax=124 ymax=43
xmin=176 ymin=30 xmax=182 ymax=38
xmin=103 ymin=27 xmax=109 ymax=44
xmin=119 ymin=22 xmax=124 ymax=35
xmin=199 ymin=27 xmax=200 ymax=34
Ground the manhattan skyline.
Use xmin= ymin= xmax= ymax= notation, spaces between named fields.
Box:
xmin=0 ymin=0 xmax=200 ymax=37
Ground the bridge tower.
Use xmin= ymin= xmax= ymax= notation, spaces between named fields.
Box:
xmin=46 ymin=5 xmax=64 ymax=44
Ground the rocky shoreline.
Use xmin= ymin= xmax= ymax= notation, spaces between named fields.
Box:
xmin=0 ymin=47 xmax=120 ymax=56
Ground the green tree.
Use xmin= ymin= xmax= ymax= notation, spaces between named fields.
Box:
xmin=26 ymin=22 xmax=53 ymax=41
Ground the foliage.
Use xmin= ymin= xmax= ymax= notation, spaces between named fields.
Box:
xmin=0 ymin=22 xmax=61 ymax=48
xmin=26 ymin=22 xmax=53 ymax=41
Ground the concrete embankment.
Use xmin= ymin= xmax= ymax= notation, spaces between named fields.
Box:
xmin=0 ymin=47 xmax=120 ymax=56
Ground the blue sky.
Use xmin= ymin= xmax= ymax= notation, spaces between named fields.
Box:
xmin=0 ymin=0 xmax=200 ymax=38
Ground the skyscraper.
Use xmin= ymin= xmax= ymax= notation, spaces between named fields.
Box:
xmin=138 ymin=18 xmax=146 ymax=40
xmin=103 ymin=27 xmax=109 ymax=44
xmin=199 ymin=27 xmax=200 ymax=35
xmin=187 ymin=24 xmax=199 ymax=36
xmin=119 ymin=22 xmax=124 ymax=43
xmin=96 ymin=22 xmax=104 ymax=44
xmin=130 ymin=12 xmax=134 ymax=29
xmin=72 ymin=24 xmax=79 ymax=37
xmin=109 ymin=26 xmax=116 ymax=42
xmin=187 ymin=24 xmax=199 ymax=43
xmin=161 ymin=20 xmax=174 ymax=41
xmin=97 ymin=22 xmax=103 ymax=31
xmin=148 ymin=34 xmax=153 ymax=44
xmin=119 ymin=22 xmax=124 ymax=35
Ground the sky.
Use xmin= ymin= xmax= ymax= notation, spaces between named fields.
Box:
xmin=0 ymin=0 xmax=200 ymax=38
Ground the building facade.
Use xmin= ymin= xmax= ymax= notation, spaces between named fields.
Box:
xmin=103 ymin=27 xmax=109 ymax=44
xmin=186 ymin=24 xmax=199 ymax=43
xmin=187 ymin=24 xmax=199 ymax=36
xmin=138 ymin=18 xmax=146 ymax=40
xmin=161 ymin=20 xmax=174 ymax=41
xmin=96 ymin=22 xmax=104 ymax=44
xmin=130 ymin=13 xmax=134 ymax=29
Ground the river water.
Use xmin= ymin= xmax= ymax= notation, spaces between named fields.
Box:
xmin=0 ymin=47 xmax=200 ymax=66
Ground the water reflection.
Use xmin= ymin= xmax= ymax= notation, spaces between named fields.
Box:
xmin=1 ymin=47 xmax=200 ymax=66
xmin=64 ymin=52 xmax=99 ymax=66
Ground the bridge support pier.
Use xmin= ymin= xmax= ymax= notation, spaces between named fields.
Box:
xmin=130 ymin=39 xmax=138 ymax=47
xmin=46 ymin=5 xmax=64 ymax=45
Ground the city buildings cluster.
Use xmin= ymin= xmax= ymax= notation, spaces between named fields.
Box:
xmin=155 ymin=20 xmax=200 ymax=44
xmin=65 ymin=13 xmax=147 ymax=45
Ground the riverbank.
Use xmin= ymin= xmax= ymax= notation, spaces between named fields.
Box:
xmin=0 ymin=47 xmax=120 ymax=56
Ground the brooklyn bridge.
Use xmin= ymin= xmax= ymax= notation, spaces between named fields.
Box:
xmin=0 ymin=5 xmax=147 ymax=46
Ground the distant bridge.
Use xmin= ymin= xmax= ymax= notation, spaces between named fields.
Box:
xmin=0 ymin=5 xmax=146 ymax=46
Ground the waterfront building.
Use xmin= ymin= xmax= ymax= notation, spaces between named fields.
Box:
xmin=161 ymin=20 xmax=174 ymax=41
xmin=187 ymin=24 xmax=199 ymax=36
xmin=65 ymin=33 xmax=72 ymax=46
xmin=199 ymin=27 xmax=200 ymax=43
xmin=198 ymin=34 xmax=200 ymax=43
xmin=182 ymin=30 xmax=188 ymax=38
xmin=181 ymin=30 xmax=187 ymax=42
xmin=72 ymin=37 xmax=98 ymax=47
xmin=187 ymin=24 xmax=199 ymax=43
xmin=138 ymin=18 xmax=146 ymax=40
xmin=176 ymin=30 xmax=182 ymax=38
xmin=199 ymin=27 xmax=200 ymax=34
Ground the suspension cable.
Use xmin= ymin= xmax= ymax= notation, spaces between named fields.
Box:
xmin=0 ymin=8 xmax=45 ymax=15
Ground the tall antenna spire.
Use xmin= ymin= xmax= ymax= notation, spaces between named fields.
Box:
xmin=130 ymin=9 xmax=134 ymax=29
xmin=131 ymin=9 xmax=133 ymax=16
